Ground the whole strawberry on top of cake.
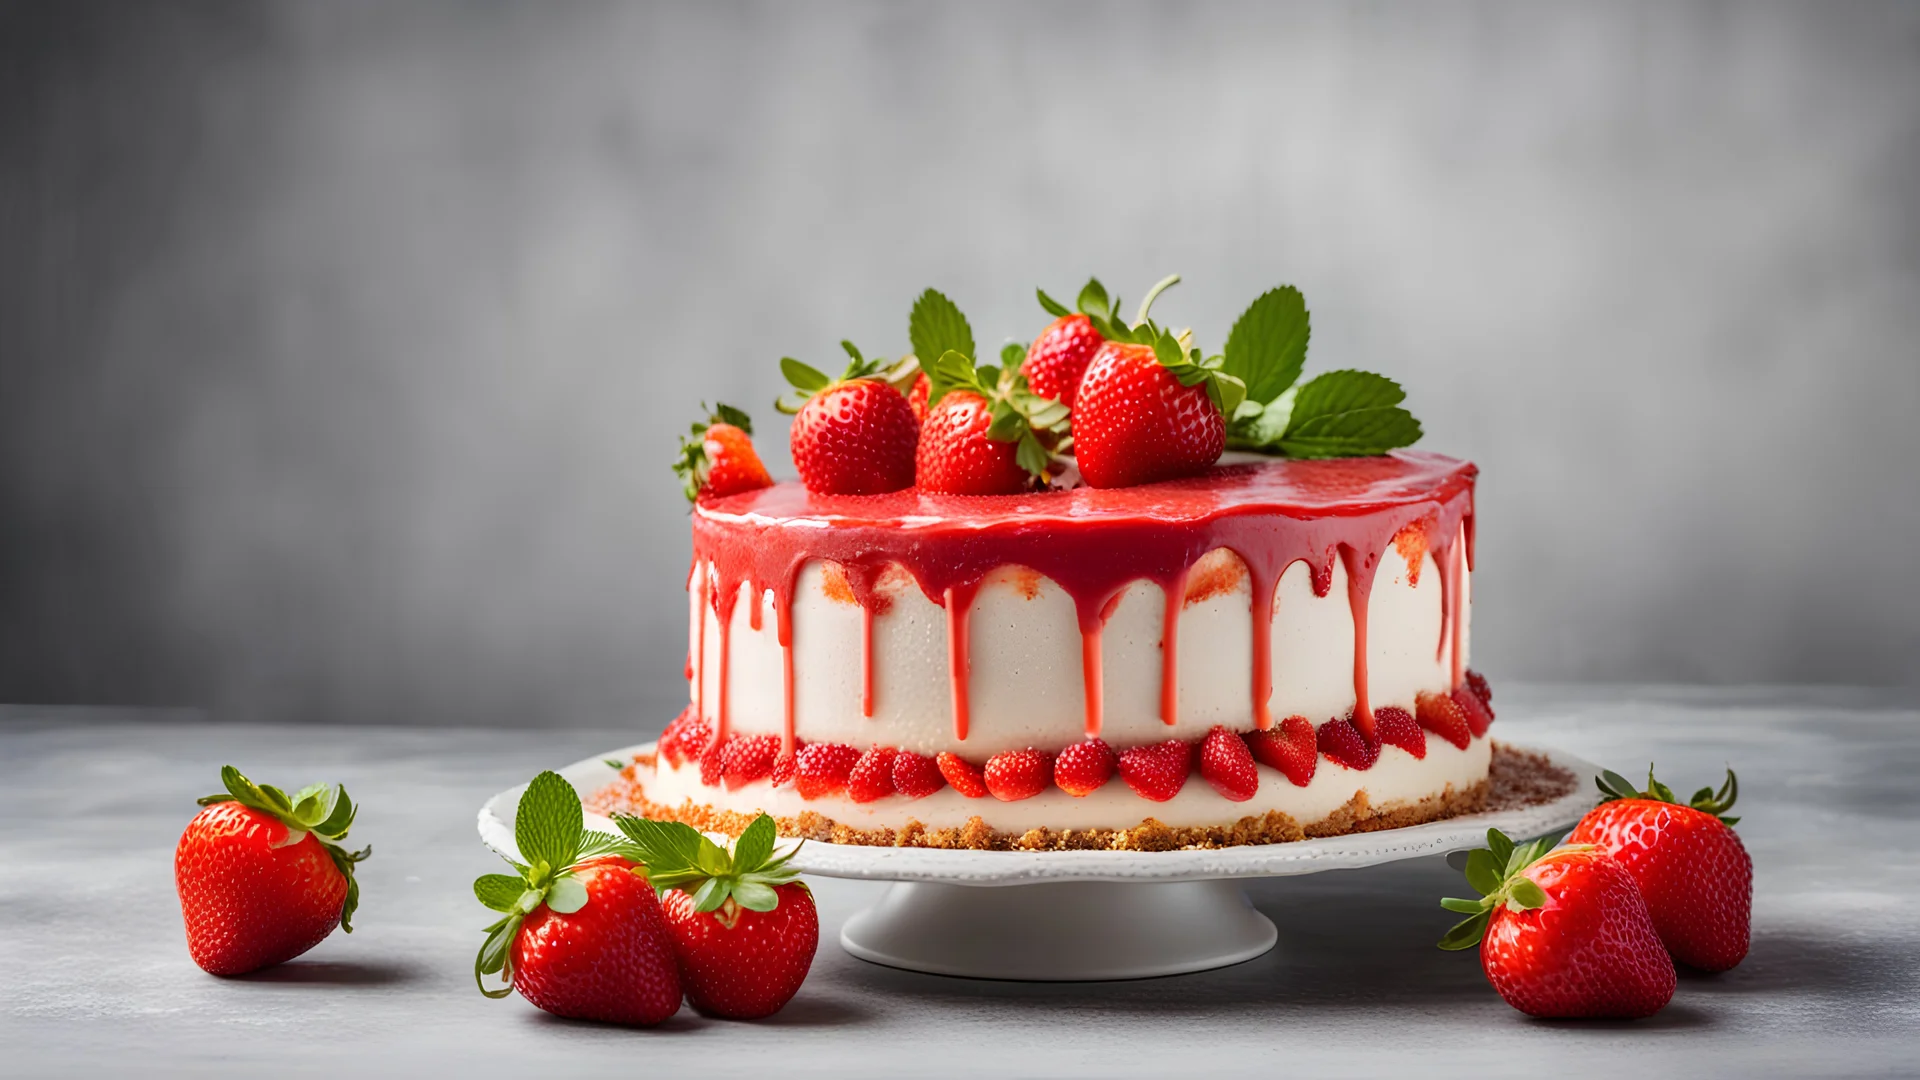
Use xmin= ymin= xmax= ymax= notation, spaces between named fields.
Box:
xmin=599 ymin=276 xmax=1502 ymax=851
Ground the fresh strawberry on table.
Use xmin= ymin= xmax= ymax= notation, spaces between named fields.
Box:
xmin=1025 ymin=277 xmax=1124 ymax=409
xmin=175 ymin=766 xmax=370 ymax=976
xmin=673 ymin=402 xmax=773 ymax=502
xmin=474 ymin=771 xmax=681 ymax=1025
xmin=616 ymin=812 xmax=818 ymax=1020
xmin=918 ymin=342 xmax=1070 ymax=495
xmin=777 ymin=340 xmax=921 ymax=495
xmin=1439 ymin=829 xmax=1675 ymax=1019
xmin=1069 ymin=275 xmax=1247 ymax=488
xmin=1570 ymin=766 xmax=1752 ymax=972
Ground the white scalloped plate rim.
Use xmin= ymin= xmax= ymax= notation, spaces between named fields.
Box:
xmin=478 ymin=740 xmax=1601 ymax=886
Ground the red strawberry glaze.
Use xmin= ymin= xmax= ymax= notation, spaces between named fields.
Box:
xmin=1159 ymin=567 xmax=1186 ymax=726
xmin=689 ymin=452 xmax=1474 ymax=750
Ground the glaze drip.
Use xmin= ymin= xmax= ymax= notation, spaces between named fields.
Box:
xmin=690 ymin=452 xmax=1476 ymax=746
xmin=1159 ymin=568 xmax=1186 ymax=726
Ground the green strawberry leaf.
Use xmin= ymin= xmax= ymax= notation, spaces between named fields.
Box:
xmin=514 ymin=770 xmax=583 ymax=873
xmin=474 ymin=874 xmax=525 ymax=913
xmin=909 ymin=289 xmax=975 ymax=373
xmin=1226 ymin=387 xmax=1297 ymax=451
xmin=615 ymin=814 xmax=709 ymax=871
xmin=1485 ymin=827 xmax=1515 ymax=869
xmin=1001 ymin=342 xmax=1026 ymax=368
xmin=923 ymin=349 xmax=1069 ymax=481
xmin=1435 ymin=828 xmax=1593 ymax=950
xmin=732 ymin=881 xmax=779 ymax=912
xmin=1076 ymin=279 xmax=1113 ymax=323
xmin=712 ymin=402 xmax=753 ymax=434
xmin=1507 ymin=878 xmax=1549 ymax=909
xmin=311 ymin=786 xmax=356 ymax=838
xmin=1222 ymin=286 xmax=1310 ymax=405
xmin=1036 ymin=288 xmax=1072 ymax=319
xmin=544 ymin=875 xmax=589 ymax=915
xmin=611 ymin=811 xmax=801 ymax=916
xmin=1276 ymin=370 xmax=1422 ymax=458
xmin=734 ymin=814 xmax=777 ymax=870
xmin=1463 ymin=849 xmax=1502 ymax=896
xmin=781 ymin=357 xmax=830 ymax=393
xmin=690 ymin=876 xmax=729 ymax=912
xmin=1595 ymin=764 xmax=1740 ymax=824
xmin=1437 ymin=911 xmax=1492 ymax=952
xmin=322 ymin=841 xmax=370 ymax=932
xmin=475 ymin=913 xmax=524 ymax=998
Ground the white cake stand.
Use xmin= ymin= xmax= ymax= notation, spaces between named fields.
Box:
xmin=478 ymin=741 xmax=1599 ymax=982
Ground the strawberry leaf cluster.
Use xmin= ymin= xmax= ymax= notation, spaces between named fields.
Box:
xmin=922 ymin=289 xmax=1072 ymax=481
xmin=1036 ymin=277 xmax=1129 ymax=339
xmin=1220 ymin=287 xmax=1423 ymax=458
xmin=614 ymin=813 xmax=801 ymax=922
xmin=672 ymin=401 xmax=754 ymax=502
xmin=1044 ymin=274 xmax=1249 ymax=421
xmin=1438 ymin=828 xmax=1582 ymax=950
xmin=1597 ymin=766 xmax=1740 ymax=826
xmin=776 ymin=341 xmax=918 ymax=415
xmin=473 ymin=770 xmax=645 ymax=997
xmin=198 ymin=766 xmax=370 ymax=932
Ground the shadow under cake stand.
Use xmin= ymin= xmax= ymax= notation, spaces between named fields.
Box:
xmin=478 ymin=742 xmax=1598 ymax=982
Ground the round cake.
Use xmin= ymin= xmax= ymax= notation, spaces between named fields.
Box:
xmin=594 ymin=449 xmax=1500 ymax=849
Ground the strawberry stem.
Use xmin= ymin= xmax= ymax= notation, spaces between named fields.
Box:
xmin=1133 ymin=274 xmax=1181 ymax=327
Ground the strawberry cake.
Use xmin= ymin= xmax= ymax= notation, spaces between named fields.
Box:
xmin=596 ymin=277 xmax=1520 ymax=849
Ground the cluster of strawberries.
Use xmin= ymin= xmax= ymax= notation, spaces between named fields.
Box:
xmin=673 ymin=276 xmax=1270 ymax=502
xmin=659 ymin=674 xmax=1494 ymax=804
xmin=1441 ymin=766 xmax=1752 ymax=1019
xmin=173 ymin=765 xmax=820 ymax=1027
xmin=472 ymin=771 xmax=818 ymax=1026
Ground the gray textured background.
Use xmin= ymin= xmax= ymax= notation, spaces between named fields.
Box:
xmin=3 ymin=1 xmax=1917 ymax=728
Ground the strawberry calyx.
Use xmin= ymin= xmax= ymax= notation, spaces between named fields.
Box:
xmin=926 ymin=344 xmax=1073 ymax=481
xmin=1596 ymin=765 xmax=1740 ymax=826
xmin=613 ymin=812 xmax=802 ymax=929
xmin=1037 ymin=276 xmax=1129 ymax=339
xmin=473 ymin=770 xmax=647 ymax=999
xmin=1437 ymin=828 xmax=1594 ymax=950
xmin=197 ymin=765 xmax=370 ymax=932
xmin=774 ymin=340 xmax=918 ymax=415
xmin=1072 ymin=274 xmax=1247 ymax=420
xmin=672 ymin=401 xmax=756 ymax=503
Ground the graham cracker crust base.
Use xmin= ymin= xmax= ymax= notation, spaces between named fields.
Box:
xmin=584 ymin=741 xmax=1575 ymax=853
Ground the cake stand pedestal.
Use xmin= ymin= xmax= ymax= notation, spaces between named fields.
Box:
xmin=839 ymin=879 xmax=1275 ymax=980
xmin=479 ymin=742 xmax=1599 ymax=982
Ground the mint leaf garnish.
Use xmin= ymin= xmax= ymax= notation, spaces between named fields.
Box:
xmin=1275 ymin=370 xmax=1422 ymax=458
xmin=1222 ymin=286 xmax=1309 ymax=405
xmin=909 ymin=288 xmax=975 ymax=370
xmin=514 ymin=770 xmax=583 ymax=872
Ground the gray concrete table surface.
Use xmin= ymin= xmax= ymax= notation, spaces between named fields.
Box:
xmin=3 ymin=685 xmax=1917 ymax=1078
